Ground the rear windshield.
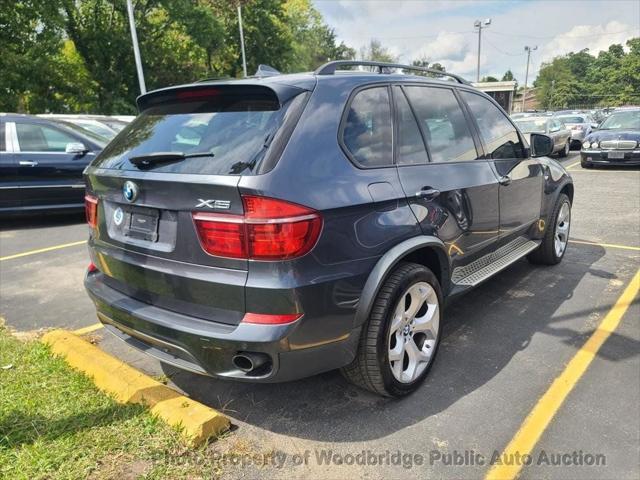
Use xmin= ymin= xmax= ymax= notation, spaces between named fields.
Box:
xmin=515 ymin=118 xmax=547 ymax=133
xmin=556 ymin=116 xmax=585 ymax=123
xmin=92 ymin=89 xmax=301 ymax=175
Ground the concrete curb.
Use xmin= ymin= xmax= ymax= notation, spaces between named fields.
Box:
xmin=41 ymin=329 xmax=230 ymax=446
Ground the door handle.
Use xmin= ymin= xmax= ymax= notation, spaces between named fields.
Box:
xmin=19 ymin=160 xmax=38 ymax=167
xmin=499 ymin=175 xmax=511 ymax=186
xmin=415 ymin=188 xmax=441 ymax=200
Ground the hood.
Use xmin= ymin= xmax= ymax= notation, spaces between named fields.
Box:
xmin=585 ymin=129 xmax=640 ymax=143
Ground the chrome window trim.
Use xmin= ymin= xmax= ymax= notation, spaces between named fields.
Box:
xmin=6 ymin=122 xmax=18 ymax=152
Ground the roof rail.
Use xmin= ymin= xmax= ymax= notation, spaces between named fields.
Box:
xmin=314 ymin=60 xmax=470 ymax=85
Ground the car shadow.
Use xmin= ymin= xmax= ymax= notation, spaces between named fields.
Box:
xmin=167 ymin=244 xmax=636 ymax=442
xmin=0 ymin=212 xmax=85 ymax=231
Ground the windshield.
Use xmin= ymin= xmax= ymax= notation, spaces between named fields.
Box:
xmin=515 ymin=118 xmax=547 ymax=133
xmin=71 ymin=120 xmax=117 ymax=139
xmin=599 ymin=111 xmax=640 ymax=130
xmin=53 ymin=121 xmax=109 ymax=147
xmin=92 ymin=90 xmax=302 ymax=175
xmin=556 ymin=115 xmax=586 ymax=124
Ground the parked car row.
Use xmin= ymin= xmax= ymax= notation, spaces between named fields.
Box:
xmin=510 ymin=107 xmax=640 ymax=167
xmin=580 ymin=108 xmax=640 ymax=168
xmin=0 ymin=113 xmax=131 ymax=214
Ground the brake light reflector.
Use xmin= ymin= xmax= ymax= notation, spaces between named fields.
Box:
xmin=192 ymin=196 xmax=322 ymax=260
xmin=242 ymin=312 xmax=303 ymax=325
xmin=85 ymin=194 xmax=98 ymax=228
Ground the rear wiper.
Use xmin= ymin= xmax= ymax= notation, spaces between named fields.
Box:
xmin=129 ymin=151 xmax=214 ymax=169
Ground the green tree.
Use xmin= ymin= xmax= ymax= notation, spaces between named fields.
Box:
xmin=1 ymin=0 xmax=356 ymax=113
xmin=0 ymin=1 xmax=65 ymax=111
xmin=480 ymin=76 xmax=499 ymax=82
xmin=502 ymin=70 xmax=515 ymax=81
xmin=359 ymin=39 xmax=398 ymax=63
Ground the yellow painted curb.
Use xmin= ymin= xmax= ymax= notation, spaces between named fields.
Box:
xmin=41 ymin=329 xmax=230 ymax=446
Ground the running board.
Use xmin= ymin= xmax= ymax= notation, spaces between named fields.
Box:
xmin=451 ymin=237 xmax=539 ymax=286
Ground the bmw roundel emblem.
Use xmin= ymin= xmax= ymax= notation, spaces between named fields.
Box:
xmin=123 ymin=181 xmax=138 ymax=203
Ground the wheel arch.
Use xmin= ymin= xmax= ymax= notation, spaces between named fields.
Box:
xmin=560 ymin=182 xmax=574 ymax=204
xmin=354 ymin=236 xmax=450 ymax=328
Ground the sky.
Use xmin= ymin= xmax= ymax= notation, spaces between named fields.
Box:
xmin=313 ymin=0 xmax=640 ymax=84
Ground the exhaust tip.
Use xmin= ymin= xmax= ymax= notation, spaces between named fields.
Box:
xmin=232 ymin=354 xmax=254 ymax=372
xmin=232 ymin=352 xmax=271 ymax=375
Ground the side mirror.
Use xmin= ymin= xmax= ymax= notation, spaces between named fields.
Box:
xmin=65 ymin=142 xmax=88 ymax=155
xmin=591 ymin=123 xmax=599 ymax=130
xmin=550 ymin=126 xmax=560 ymax=133
xmin=530 ymin=133 xmax=554 ymax=157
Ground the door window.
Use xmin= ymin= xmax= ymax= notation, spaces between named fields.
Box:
xmin=15 ymin=123 xmax=76 ymax=152
xmin=404 ymin=86 xmax=478 ymax=163
xmin=460 ymin=91 xmax=525 ymax=159
xmin=394 ymin=87 xmax=428 ymax=165
xmin=342 ymin=87 xmax=393 ymax=167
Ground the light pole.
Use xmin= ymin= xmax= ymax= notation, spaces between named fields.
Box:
xmin=126 ymin=0 xmax=146 ymax=94
xmin=474 ymin=18 xmax=491 ymax=82
xmin=522 ymin=45 xmax=537 ymax=111
xmin=237 ymin=4 xmax=247 ymax=78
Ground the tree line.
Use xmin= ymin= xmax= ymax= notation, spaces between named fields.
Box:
xmin=534 ymin=38 xmax=640 ymax=109
xmin=1 ymin=0 xmax=355 ymax=114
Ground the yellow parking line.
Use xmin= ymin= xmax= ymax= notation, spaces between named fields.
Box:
xmin=570 ymin=239 xmax=640 ymax=252
xmin=0 ymin=240 xmax=87 ymax=261
xmin=565 ymin=161 xmax=581 ymax=170
xmin=485 ymin=269 xmax=640 ymax=480
xmin=73 ymin=323 xmax=104 ymax=335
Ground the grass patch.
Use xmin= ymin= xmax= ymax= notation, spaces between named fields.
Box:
xmin=0 ymin=325 xmax=226 ymax=479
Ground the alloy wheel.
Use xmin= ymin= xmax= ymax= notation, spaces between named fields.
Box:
xmin=554 ymin=202 xmax=571 ymax=257
xmin=388 ymin=282 xmax=439 ymax=383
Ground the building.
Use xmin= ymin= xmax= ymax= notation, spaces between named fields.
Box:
xmin=471 ymin=81 xmax=517 ymax=113
xmin=513 ymin=87 xmax=540 ymax=112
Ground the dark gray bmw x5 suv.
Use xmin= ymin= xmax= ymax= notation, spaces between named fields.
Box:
xmin=84 ymin=61 xmax=573 ymax=397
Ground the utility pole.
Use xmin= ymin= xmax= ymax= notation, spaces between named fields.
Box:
xmin=237 ymin=4 xmax=248 ymax=78
xmin=474 ymin=18 xmax=491 ymax=82
xmin=126 ymin=0 xmax=146 ymax=94
xmin=522 ymin=45 xmax=537 ymax=111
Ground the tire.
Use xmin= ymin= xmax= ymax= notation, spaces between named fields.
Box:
xmin=341 ymin=262 xmax=443 ymax=397
xmin=558 ymin=141 xmax=569 ymax=158
xmin=528 ymin=193 xmax=571 ymax=265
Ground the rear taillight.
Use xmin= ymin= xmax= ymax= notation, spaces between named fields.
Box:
xmin=85 ymin=194 xmax=98 ymax=228
xmin=241 ymin=312 xmax=303 ymax=325
xmin=193 ymin=196 xmax=322 ymax=260
xmin=87 ymin=262 xmax=98 ymax=273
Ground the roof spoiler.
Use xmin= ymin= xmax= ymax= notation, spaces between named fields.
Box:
xmin=136 ymin=83 xmax=308 ymax=112
xmin=314 ymin=60 xmax=470 ymax=85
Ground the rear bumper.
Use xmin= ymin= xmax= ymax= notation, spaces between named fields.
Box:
xmin=84 ymin=271 xmax=360 ymax=382
xmin=581 ymin=150 xmax=640 ymax=166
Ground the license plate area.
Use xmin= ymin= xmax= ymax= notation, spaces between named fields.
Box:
xmin=125 ymin=206 xmax=159 ymax=242
xmin=608 ymin=151 xmax=625 ymax=159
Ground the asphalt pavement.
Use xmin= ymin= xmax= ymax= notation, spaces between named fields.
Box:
xmin=1 ymin=151 xmax=638 ymax=479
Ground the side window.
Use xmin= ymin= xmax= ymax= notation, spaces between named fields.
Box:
xmin=404 ymin=86 xmax=478 ymax=163
xmin=460 ymin=91 xmax=525 ymax=160
xmin=342 ymin=87 xmax=393 ymax=167
xmin=15 ymin=122 xmax=76 ymax=152
xmin=394 ymin=87 xmax=428 ymax=165
xmin=0 ymin=121 xmax=5 ymax=152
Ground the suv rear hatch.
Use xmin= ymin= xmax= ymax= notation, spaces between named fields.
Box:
xmin=84 ymin=82 xmax=311 ymax=325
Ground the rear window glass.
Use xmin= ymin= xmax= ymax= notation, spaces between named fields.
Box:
xmin=557 ymin=116 xmax=585 ymax=123
xmin=92 ymin=89 xmax=299 ymax=175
